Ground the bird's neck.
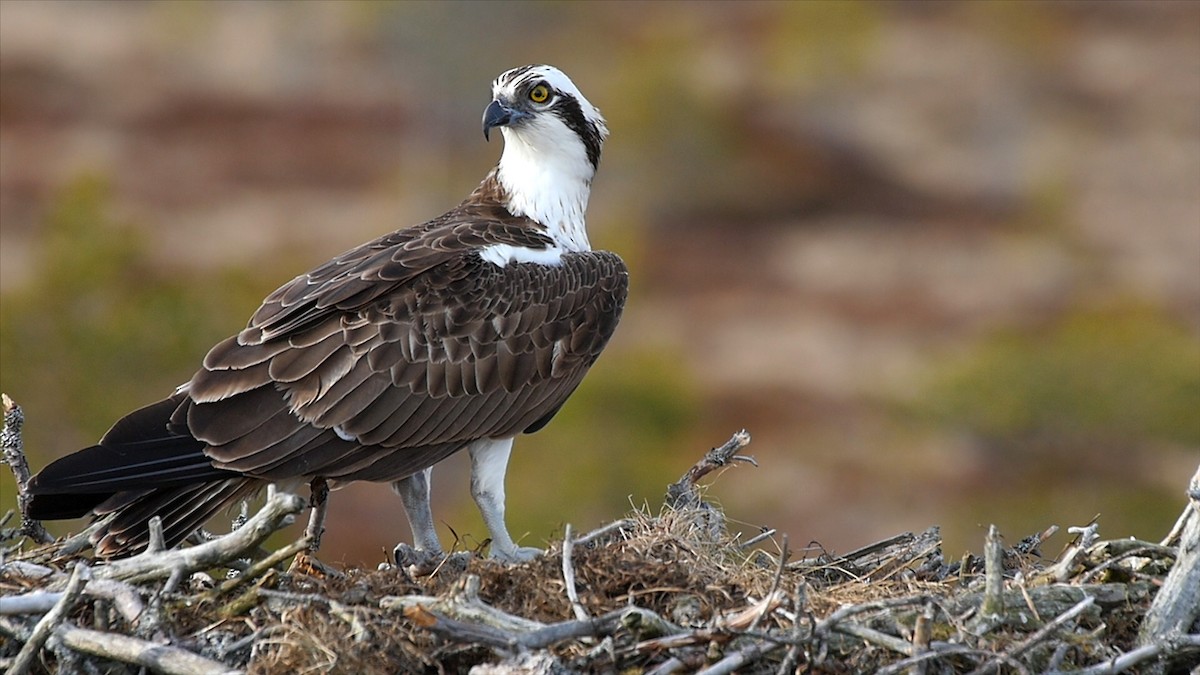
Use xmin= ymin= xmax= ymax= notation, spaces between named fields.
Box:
xmin=492 ymin=131 xmax=594 ymax=252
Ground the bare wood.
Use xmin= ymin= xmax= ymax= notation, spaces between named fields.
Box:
xmin=666 ymin=430 xmax=754 ymax=508
xmin=573 ymin=518 xmax=634 ymax=547
xmin=1136 ymin=463 xmax=1200 ymax=668
xmin=1056 ymin=635 xmax=1200 ymax=675
xmin=835 ymin=621 xmax=914 ymax=655
xmin=0 ymin=577 xmax=144 ymax=623
xmin=94 ymin=490 xmax=306 ymax=584
xmin=748 ymin=534 xmax=788 ymax=633
xmin=216 ymin=534 xmax=312 ymax=597
xmin=561 ymin=524 xmax=589 ymax=621
xmin=694 ymin=639 xmax=783 ymax=675
xmin=965 ymin=595 xmax=1095 ymax=675
xmin=979 ymin=524 xmax=1004 ymax=622
xmin=56 ymin=623 xmax=242 ymax=675
xmin=815 ymin=596 xmax=931 ymax=637
xmin=382 ymin=573 xmax=544 ymax=633
xmin=9 ymin=560 xmax=90 ymax=675
xmin=1 ymin=394 xmax=53 ymax=544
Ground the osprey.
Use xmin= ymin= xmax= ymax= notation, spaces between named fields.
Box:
xmin=26 ymin=65 xmax=627 ymax=563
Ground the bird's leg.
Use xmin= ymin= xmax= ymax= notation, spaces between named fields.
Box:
xmin=468 ymin=437 xmax=540 ymax=563
xmin=391 ymin=468 xmax=444 ymax=554
xmin=304 ymin=477 xmax=329 ymax=552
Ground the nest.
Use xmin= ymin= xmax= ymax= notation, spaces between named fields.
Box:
xmin=3 ymin=406 xmax=1199 ymax=674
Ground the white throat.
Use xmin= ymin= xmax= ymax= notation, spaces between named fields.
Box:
xmin=496 ymin=124 xmax=593 ymax=253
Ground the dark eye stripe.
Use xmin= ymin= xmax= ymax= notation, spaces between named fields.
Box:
xmin=549 ymin=95 xmax=603 ymax=169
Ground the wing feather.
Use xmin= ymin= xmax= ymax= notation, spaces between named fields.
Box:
xmin=183 ymin=209 xmax=627 ymax=485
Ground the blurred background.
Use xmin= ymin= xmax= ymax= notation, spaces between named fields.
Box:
xmin=1 ymin=1 xmax=1197 ymax=566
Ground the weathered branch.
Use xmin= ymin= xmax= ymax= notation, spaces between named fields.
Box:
xmin=94 ymin=490 xmax=306 ymax=584
xmin=1136 ymin=463 xmax=1200 ymax=671
xmin=561 ymin=524 xmax=589 ymax=621
xmin=666 ymin=430 xmax=754 ymax=509
xmin=57 ymin=623 xmax=242 ymax=675
xmin=1 ymin=394 xmax=53 ymax=544
xmin=8 ymin=560 xmax=90 ymax=675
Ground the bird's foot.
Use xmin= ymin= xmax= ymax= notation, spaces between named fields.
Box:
xmin=489 ymin=545 xmax=542 ymax=564
xmin=391 ymin=543 xmax=469 ymax=577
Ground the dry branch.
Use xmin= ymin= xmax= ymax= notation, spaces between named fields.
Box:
xmin=55 ymin=624 xmax=241 ymax=675
xmin=8 ymin=561 xmax=89 ymax=675
xmin=666 ymin=429 xmax=754 ymax=509
xmin=1 ymin=394 xmax=53 ymax=545
xmin=93 ymin=490 xmax=305 ymax=584
xmin=1136 ymin=463 xmax=1200 ymax=673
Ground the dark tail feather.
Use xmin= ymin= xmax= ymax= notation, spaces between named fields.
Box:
xmin=26 ymin=394 xmax=256 ymax=557
xmin=92 ymin=476 xmax=262 ymax=557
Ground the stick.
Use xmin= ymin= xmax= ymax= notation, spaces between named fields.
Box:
xmin=747 ymin=534 xmax=788 ymax=633
xmin=573 ymin=518 xmax=635 ymax=547
xmin=561 ymin=524 xmax=589 ymax=621
xmin=1057 ymin=635 xmax=1200 ymax=675
xmin=95 ymin=491 xmax=305 ymax=583
xmin=666 ymin=430 xmax=754 ymax=508
xmin=57 ymin=623 xmax=242 ymax=675
xmin=965 ymin=595 xmax=1095 ymax=675
xmin=217 ymin=534 xmax=312 ymax=596
xmin=980 ymin=525 xmax=1004 ymax=621
xmin=695 ymin=639 xmax=783 ymax=675
xmin=0 ymin=394 xmax=53 ymax=544
xmin=1137 ymin=463 xmax=1200 ymax=663
xmin=0 ymin=577 xmax=144 ymax=623
xmin=9 ymin=560 xmax=90 ymax=675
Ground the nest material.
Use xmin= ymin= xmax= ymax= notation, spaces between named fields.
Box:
xmin=2 ymin=416 xmax=1199 ymax=674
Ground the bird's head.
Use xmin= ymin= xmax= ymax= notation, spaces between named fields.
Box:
xmin=483 ymin=64 xmax=608 ymax=170
xmin=482 ymin=65 xmax=608 ymax=247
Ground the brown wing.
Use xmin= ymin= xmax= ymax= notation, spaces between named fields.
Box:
xmin=181 ymin=214 xmax=627 ymax=485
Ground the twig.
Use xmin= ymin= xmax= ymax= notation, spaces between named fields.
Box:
xmin=0 ymin=578 xmax=144 ymax=623
xmin=965 ymin=595 xmax=1095 ymax=675
xmin=875 ymin=643 xmax=993 ymax=675
xmin=216 ymin=534 xmax=312 ymax=596
xmin=56 ymin=623 xmax=242 ymax=675
xmin=815 ymin=596 xmax=930 ymax=637
xmin=9 ymin=560 xmax=90 ymax=675
xmin=909 ymin=601 xmax=933 ymax=675
xmin=1056 ymin=634 xmax=1200 ymax=675
xmin=666 ymin=430 xmax=753 ymax=508
xmin=774 ymin=583 xmax=807 ymax=675
xmin=1137 ymin=463 xmax=1200 ymax=666
xmin=561 ymin=524 xmax=589 ymax=621
xmin=695 ymin=639 xmax=783 ymax=675
xmin=646 ymin=656 xmax=687 ymax=675
xmin=382 ymin=574 xmax=544 ymax=633
xmin=574 ymin=518 xmax=635 ymax=547
xmin=408 ymin=602 xmax=679 ymax=653
xmin=965 ymin=524 xmax=1005 ymax=635
xmin=737 ymin=527 xmax=777 ymax=551
xmin=748 ymin=534 xmax=788 ymax=633
xmin=980 ymin=525 xmax=1004 ymax=620
xmin=834 ymin=621 xmax=913 ymax=656
xmin=1 ymin=394 xmax=53 ymax=544
xmin=94 ymin=490 xmax=306 ymax=583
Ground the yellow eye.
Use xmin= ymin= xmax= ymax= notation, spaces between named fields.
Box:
xmin=529 ymin=84 xmax=550 ymax=103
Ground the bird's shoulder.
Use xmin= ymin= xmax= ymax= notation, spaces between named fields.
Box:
xmin=245 ymin=200 xmax=556 ymax=342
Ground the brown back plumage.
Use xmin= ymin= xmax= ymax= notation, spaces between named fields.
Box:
xmin=182 ymin=176 xmax=627 ymax=485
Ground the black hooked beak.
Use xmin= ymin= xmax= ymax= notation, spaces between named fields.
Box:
xmin=482 ymin=99 xmax=526 ymax=141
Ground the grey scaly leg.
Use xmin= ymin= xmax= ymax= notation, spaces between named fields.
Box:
xmin=468 ymin=437 xmax=540 ymax=562
xmin=392 ymin=467 xmax=443 ymax=554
